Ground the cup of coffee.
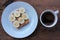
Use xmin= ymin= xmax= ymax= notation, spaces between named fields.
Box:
xmin=40 ymin=9 xmax=59 ymax=27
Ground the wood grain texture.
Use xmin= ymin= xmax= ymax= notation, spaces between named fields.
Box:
xmin=0 ymin=0 xmax=60 ymax=40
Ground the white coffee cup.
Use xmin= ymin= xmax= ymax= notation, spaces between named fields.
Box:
xmin=40 ymin=9 xmax=59 ymax=27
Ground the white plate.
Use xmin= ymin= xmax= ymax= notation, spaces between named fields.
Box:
xmin=1 ymin=1 xmax=38 ymax=38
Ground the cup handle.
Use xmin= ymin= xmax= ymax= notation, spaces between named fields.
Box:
xmin=54 ymin=10 xmax=59 ymax=15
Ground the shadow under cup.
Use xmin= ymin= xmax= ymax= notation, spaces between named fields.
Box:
xmin=41 ymin=11 xmax=55 ymax=26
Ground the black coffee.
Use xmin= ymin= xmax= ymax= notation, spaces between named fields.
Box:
xmin=41 ymin=12 xmax=55 ymax=25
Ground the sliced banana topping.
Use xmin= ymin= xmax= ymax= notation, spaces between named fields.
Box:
xmin=14 ymin=11 xmax=20 ymax=17
xmin=19 ymin=7 xmax=25 ymax=13
xmin=18 ymin=17 xmax=24 ymax=24
xmin=9 ymin=7 xmax=29 ymax=28
xmin=10 ymin=12 xmax=15 ymax=17
xmin=9 ymin=14 xmax=16 ymax=22
xmin=21 ymin=13 xmax=29 ymax=20
xmin=13 ymin=21 xmax=19 ymax=28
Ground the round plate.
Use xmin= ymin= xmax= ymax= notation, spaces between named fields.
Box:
xmin=1 ymin=1 xmax=38 ymax=38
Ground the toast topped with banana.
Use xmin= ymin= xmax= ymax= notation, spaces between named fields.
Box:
xmin=9 ymin=7 xmax=29 ymax=29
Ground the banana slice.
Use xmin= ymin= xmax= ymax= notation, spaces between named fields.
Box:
xmin=9 ymin=14 xmax=16 ymax=22
xmin=13 ymin=20 xmax=19 ymax=28
xmin=18 ymin=17 xmax=24 ymax=24
xmin=14 ymin=11 xmax=20 ymax=17
xmin=19 ymin=7 xmax=25 ymax=13
xmin=21 ymin=13 xmax=29 ymax=20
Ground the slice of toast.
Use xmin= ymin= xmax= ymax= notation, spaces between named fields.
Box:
xmin=9 ymin=7 xmax=29 ymax=29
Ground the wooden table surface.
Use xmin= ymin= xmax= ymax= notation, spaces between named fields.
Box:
xmin=0 ymin=0 xmax=60 ymax=40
